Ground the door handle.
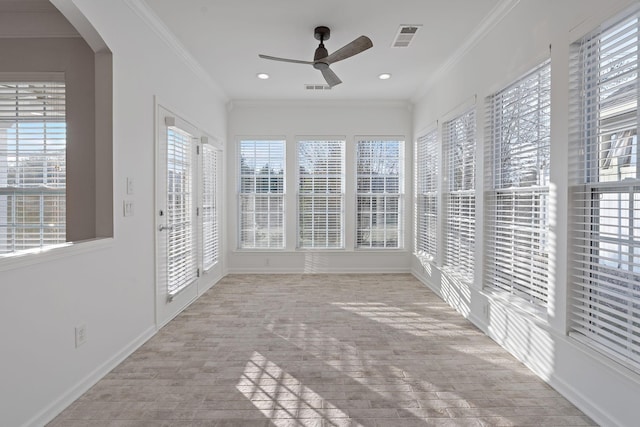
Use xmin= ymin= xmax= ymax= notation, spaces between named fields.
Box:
xmin=158 ymin=224 xmax=174 ymax=232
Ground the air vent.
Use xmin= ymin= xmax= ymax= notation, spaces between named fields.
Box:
xmin=392 ymin=25 xmax=421 ymax=48
xmin=305 ymin=84 xmax=332 ymax=91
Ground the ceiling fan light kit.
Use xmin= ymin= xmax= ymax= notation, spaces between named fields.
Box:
xmin=259 ymin=26 xmax=373 ymax=88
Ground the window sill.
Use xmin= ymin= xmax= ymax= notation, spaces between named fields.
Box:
xmin=0 ymin=237 xmax=114 ymax=273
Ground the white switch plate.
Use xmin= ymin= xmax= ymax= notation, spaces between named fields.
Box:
xmin=75 ymin=323 xmax=87 ymax=348
xmin=126 ymin=177 xmax=134 ymax=195
xmin=123 ymin=200 xmax=134 ymax=217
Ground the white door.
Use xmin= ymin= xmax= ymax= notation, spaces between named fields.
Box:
xmin=156 ymin=106 xmax=199 ymax=326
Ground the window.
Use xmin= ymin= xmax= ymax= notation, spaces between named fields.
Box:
xmin=570 ymin=7 xmax=640 ymax=371
xmin=443 ymin=109 xmax=476 ymax=280
xmin=202 ymin=142 xmax=218 ymax=270
xmin=0 ymin=79 xmax=66 ymax=255
xmin=485 ymin=60 xmax=551 ymax=306
xmin=238 ymin=140 xmax=285 ymax=249
xmin=166 ymin=125 xmax=197 ymax=296
xmin=298 ymin=139 xmax=344 ymax=249
xmin=356 ymin=139 xmax=403 ymax=249
xmin=415 ymin=129 xmax=438 ymax=259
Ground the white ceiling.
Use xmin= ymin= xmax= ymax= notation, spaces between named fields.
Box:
xmin=144 ymin=0 xmax=506 ymax=102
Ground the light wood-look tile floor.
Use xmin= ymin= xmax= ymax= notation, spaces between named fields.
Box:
xmin=48 ymin=274 xmax=595 ymax=427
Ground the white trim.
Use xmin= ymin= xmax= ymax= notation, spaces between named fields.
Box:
xmin=227 ymin=266 xmax=411 ymax=274
xmin=123 ymin=0 xmax=228 ymax=102
xmin=230 ymin=99 xmax=412 ymax=110
xmin=25 ymin=325 xmax=156 ymax=427
xmin=0 ymin=72 xmax=65 ymax=82
xmin=411 ymin=0 xmax=521 ymax=102
xmin=568 ymin=0 xmax=639 ymax=43
xmin=0 ymin=238 xmax=113 ymax=273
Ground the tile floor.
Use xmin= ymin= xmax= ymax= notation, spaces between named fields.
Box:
xmin=48 ymin=274 xmax=595 ymax=426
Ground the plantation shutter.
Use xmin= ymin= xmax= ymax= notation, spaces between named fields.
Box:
xmin=238 ymin=140 xmax=285 ymax=249
xmin=569 ymin=7 xmax=640 ymax=371
xmin=356 ymin=139 xmax=402 ymax=249
xmin=443 ymin=109 xmax=476 ymax=280
xmin=485 ymin=60 xmax=551 ymax=306
xmin=202 ymin=142 xmax=218 ymax=270
xmin=298 ymin=139 xmax=345 ymax=249
xmin=166 ymin=125 xmax=197 ymax=296
xmin=415 ymin=129 xmax=438 ymax=259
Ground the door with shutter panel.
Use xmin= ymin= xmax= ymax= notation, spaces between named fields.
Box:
xmin=155 ymin=106 xmax=199 ymax=326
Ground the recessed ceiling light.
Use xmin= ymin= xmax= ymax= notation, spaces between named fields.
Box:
xmin=257 ymin=73 xmax=270 ymax=80
xmin=379 ymin=73 xmax=392 ymax=80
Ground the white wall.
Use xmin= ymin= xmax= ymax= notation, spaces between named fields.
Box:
xmin=0 ymin=1 xmax=227 ymax=426
xmin=226 ymin=101 xmax=412 ymax=273
xmin=411 ymin=1 xmax=640 ymax=426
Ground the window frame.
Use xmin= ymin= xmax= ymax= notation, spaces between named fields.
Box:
xmin=296 ymin=137 xmax=346 ymax=250
xmin=354 ymin=137 xmax=404 ymax=250
xmin=237 ymin=138 xmax=286 ymax=250
xmin=0 ymin=74 xmax=67 ymax=257
xmin=484 ymin=59 xmax=551 ymax=308
xmin=415 ymin=128 xmax=439 ymax=260
xmin=569 ymin=5 xmax=640 ymax=374
xmin=442 ymin=108 xmax=477 ymax=282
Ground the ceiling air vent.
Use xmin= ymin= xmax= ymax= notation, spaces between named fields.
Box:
xmin=392 ymin=25 xmax=421 ymax=48
xmin=305 ymin=84 xmax=332 ymax=91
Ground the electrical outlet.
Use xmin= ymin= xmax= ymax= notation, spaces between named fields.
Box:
xmin=75 ymin=323 xmax=87 ymax=348
xmin=126 ymin=177 xmax=134 ymax=195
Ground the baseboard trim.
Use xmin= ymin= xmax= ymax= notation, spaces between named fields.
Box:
xmin=227 ymin=267 xmax=412 ymax=274
xmin=25 ymin=325 xmax=156 ymax=427
xmin=546 ymin=370 xmax=620 ymax=427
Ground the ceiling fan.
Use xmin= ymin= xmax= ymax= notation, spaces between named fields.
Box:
xmin=258 ymin=26 xmax=373 ymax=88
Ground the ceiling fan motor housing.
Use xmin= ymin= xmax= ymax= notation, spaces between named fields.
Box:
xmin=314 ymin=26 xmax=330 ymax=41
xmin=313 ymin=26 xmax=330 ymax=67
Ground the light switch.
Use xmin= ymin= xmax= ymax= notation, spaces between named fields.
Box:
xmin=123 ymin=200 xmax=134 ymax=217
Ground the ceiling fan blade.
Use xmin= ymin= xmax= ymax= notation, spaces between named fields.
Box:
xmin=324 ymin=36 xmax=373 ymax=64
xmin=258 ymin=54 xmax=314 ymax=65
xmin=321 ymin=67 xmax=342 ymax=87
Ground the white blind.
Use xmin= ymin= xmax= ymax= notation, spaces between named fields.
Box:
xmin=415 ymin=129 xmax=438 ymax=259
xmin=202 ymin=143 xmax=218 ymax=270
xmin=167 ymin=127 xmax=196 ymax=296
xmin=0 ymin=81 xmax=66 ymax=255
xmin=356 ymin=139 xmax=403 ymax=249
xmin=298 ymin=139 xmax=344 ymax=249
xmin=238 ymin=140 xmax=285 ymax=249
xmin=485 ymin=60 xmax=551 ymax=306
xmin=570 ymin=7 xmax=640 ymax=371
xmin=443 ymin=109 xmax=476 ymax=280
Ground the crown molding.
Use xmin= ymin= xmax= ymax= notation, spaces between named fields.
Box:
xmin=228 ymin=99 xmax=412 ymax=110
xmin=411 ymin=0 xmax=521 ymax=103
xmin=123 ymin=0 xmax=228 ymax=102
